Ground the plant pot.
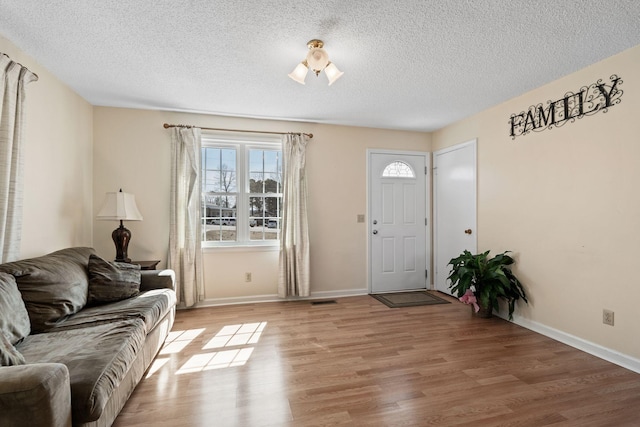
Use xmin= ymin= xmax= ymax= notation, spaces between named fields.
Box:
xmin=472 ymin=304 xmax=493 ymax=318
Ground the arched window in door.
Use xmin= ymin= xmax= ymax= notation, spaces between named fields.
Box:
xmin=382 ymin=161 xmax=415 ymax=178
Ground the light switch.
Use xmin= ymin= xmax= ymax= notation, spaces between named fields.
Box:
xmin=357 ymin=214 xmax=365 ymax=223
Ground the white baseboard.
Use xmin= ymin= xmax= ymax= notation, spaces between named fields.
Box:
xmin=195 ymin=288 xmax=369 ymax=308
xmin=500 ymin=313 xmax=640 ymax=374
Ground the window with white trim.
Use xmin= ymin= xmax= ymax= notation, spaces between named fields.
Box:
xmin=201 ymin=134 xmax=282 ymax=246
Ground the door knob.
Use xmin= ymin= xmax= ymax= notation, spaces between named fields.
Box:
xmin=373 ymin=230 xmax=378 ymax=235
xmin=464 ymin=229 xmax=472 ymax=235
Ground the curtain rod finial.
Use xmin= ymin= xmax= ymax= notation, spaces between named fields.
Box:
xmin=163 ymin=123 xmax=170 ymax=129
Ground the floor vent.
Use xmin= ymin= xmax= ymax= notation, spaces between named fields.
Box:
xmin=311 ymin=300 xmax=337 ymax=305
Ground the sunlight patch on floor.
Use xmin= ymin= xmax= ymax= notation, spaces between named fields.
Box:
xmin=172 ymin=322 xmax=266 ymax=374
xmin=160 ymin=328 xmax=205 ymax=355
xmin=149 ymin=323 xmax=267 ymax=376
xmin=203 ymin=322 xmax=267 ymax=350
xmin=145 ymin=357 xmax=170 ymax=379
xmin=176 ymin=347 xmax=255 ymax=374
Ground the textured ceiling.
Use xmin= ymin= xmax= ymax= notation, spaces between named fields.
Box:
xmin=1 ymin=1 xmax=639 ymax=132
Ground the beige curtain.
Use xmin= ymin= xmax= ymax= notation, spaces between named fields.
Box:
xmin=0 ymin=53 xmax=37 ymax=263
xmin=168 ymin=127 xmax=204 ymax=307
xmin=278 ymin=133 xmax=310 ymax=297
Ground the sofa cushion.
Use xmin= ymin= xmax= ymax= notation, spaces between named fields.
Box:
xmin=0 ymin=247 xmax=95 ymax=332
xmin=50 ymin=288 xmax=176 ymax=335
xmin=17 ymin=319 xmax=147 ymax=424
xmin=0 ymin=332 xmax=26 ymax=366
xmin=0 ymin=272 xmax=30 ymax=344
xmin=87 ymin=255 xmax=141 ymax=305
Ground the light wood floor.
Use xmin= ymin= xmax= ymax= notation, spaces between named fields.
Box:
xmin=113 ymin=293 xmax=640 ymax=426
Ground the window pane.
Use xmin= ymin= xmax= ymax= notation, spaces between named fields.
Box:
xmin=249 ymin=196 xmax=264 ymax=217
xmin=382 ymin=161 xmax=415 ymax=178
xmin=264 ymin=177 xmax=278 ymax=193
xmin=203 ymin=171 xmax=218 ymax=192
xmin=249 ymin=150 xmax=263 ymax=173
xmin=249 ymin=195 xmax=281 ymax=241
xmin=221 ymin=149 xmax=236 ymax=171
xmin=249 ymin=223 xmax=279 ymax=241
xmin=249 ymin=173 xmax=264 ymax=193
xmin=203 ymin=195 xmax=237 ymax=242
xmin=264 ymin=196 xmax=280 ymax=218
xmin=249 ymin=149 xmax=282 ymax=193
xmin=202 ymin=147 xmax=237 ymax=192
xmin=204 ymin=148 xmax=219 ymax=169
xmin=263 ymin=151 xmax=279 ymax=173
xmin=222 ymin=168 xmax=237 ymax=192
xmin=204 ymin=222 xmax=237 ymax=242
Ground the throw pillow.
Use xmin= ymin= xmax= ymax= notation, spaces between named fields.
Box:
xmin=0 ymin=331 xmax=26 ymax=366
xmin=87 ymin=254 xmax=141 ymax=305
xmin=0 ymin=272 xmax=31 ymax=344
xmin=0 ymin=247 xmax=96 ymax=332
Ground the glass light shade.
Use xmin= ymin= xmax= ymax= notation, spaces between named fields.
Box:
xmin=325 ymin=62 xmax=344 ymax=86
xmin=306 ymin=47 xmax=329 ymax=72
xmin=288 ymin=62 xmax=308 ymax=85
xmin=97 ymin=191 xmax=143 ymax=221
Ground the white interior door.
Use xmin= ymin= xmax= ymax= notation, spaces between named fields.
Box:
xmin=369 ymin=151 xmax=428 ymax=293
xmin=434 ymin=140 xmax=477 ymax=295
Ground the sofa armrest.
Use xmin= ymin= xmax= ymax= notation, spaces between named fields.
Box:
xmin=140 ymin=269 xmax=176 ymax=292
xmin=0 ymin=363 xmax=72 ymax=427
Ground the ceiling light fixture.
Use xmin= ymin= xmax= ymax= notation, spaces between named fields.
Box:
xmin=288 ymin=39 xmax=344 ymax=86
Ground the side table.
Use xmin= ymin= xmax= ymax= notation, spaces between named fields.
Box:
xmin=131 ymin=260 xmax=161 ymax=270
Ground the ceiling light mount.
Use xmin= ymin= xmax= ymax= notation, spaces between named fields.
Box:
xmin=288 ymin=39 xmax=344 ymax=86
xmin=307 ymin=39 xmax=324 ymax=49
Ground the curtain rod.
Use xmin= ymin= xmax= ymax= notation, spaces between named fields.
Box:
xmin=163 ymin=123 xmax=313 ymax=138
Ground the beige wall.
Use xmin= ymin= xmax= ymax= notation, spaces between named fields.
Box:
xmin=93 ymin=107 xmax=431 ymax=301
xmin=0 ymin=35 xmax=93 ymax=258
xmin=433 ymin=45 xmax=640 ymax=359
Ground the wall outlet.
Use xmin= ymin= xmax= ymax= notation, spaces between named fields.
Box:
xmin=603 ymin=309 xmax=614 ymax=326
xmin=245 ymin=272 xmax=252 ymax=282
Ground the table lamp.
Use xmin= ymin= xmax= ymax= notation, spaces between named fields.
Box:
xmin=96 ymin=189 xmax=143 ymax=262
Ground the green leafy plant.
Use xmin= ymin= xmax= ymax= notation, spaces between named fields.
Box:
xmin=447 ymin=250 xmax=527 ymax=320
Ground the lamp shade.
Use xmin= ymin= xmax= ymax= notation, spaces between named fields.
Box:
xmin=288 ymin=62 xmax=308 ymax=84
xmin=324 ymin=62 xmax=344 ymax=85
xmin=97 ymin=191 xmax=143 ymax=221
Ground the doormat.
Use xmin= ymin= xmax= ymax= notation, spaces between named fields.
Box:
xmin=370 ymin=291 xmax=450 ymax=308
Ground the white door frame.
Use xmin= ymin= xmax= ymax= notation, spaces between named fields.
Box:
xmin=366 ymin=149 xmax=431 ymax=293
xmin=433 ymin=139 xmax=477 ymax=294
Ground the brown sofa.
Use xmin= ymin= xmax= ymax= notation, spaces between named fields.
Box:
xmin=0 ymin=247 xmax=176 ymax=427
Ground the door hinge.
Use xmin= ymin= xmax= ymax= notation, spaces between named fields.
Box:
xmin=425 ymin=166 xmax=428 ymax=174
xmin=425 ymin=269 xmax=428 ymax=279
xmin=425 ymin=218 xmax=428 ymax=226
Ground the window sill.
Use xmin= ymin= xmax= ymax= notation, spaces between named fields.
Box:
xmin=202 ymin=244 xmax=280 ymax=254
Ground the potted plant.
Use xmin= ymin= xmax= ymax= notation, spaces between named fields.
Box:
xmin=447 ymin=250 xmax=527 ymax=320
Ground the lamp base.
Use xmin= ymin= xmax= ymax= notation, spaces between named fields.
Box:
xmin=112 ymin=221 xmax=132 ymax=263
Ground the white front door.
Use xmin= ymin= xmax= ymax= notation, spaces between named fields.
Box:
xmin=434 ymin=140 xmax=477 ymax=295
xmin=369 ymin=151 xmax=429 ymax=293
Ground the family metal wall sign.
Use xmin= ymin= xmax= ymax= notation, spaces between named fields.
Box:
xmin=509 ymin=74 xmax=623 ymax=139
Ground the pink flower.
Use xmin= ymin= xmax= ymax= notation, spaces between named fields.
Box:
xmin=459 ymin=289 xmax=480 ymax=313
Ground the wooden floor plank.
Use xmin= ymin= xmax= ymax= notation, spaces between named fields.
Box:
xmin=113 ymin=293 xmax=640 ymax=426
